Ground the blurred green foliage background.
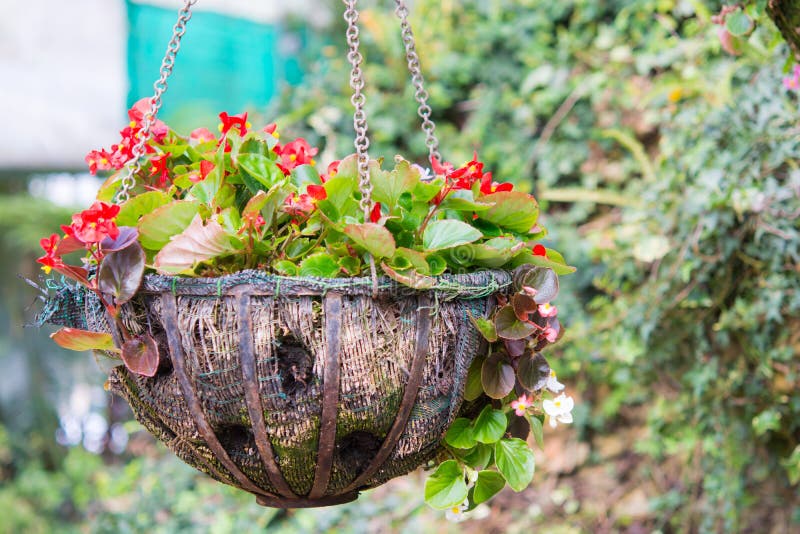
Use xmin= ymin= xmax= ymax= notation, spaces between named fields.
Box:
xmin=1 ymin=0 xmax=798 ymax=532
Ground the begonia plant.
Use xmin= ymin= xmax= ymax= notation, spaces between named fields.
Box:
xmin=37 ymin=99 xmax=576 ymax=516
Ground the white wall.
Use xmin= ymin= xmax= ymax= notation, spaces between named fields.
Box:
xmin=0 ymin=0 xmax=127 ymax=169
xmin=0 ymin=0 xmax=330 ymax=170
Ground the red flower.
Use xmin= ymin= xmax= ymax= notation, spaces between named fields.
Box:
xmin=149 ymin=153 xmax=171 ymax=188
xmin=479 ymin=173 xmax=513 ymax=195
xmin=321 ymin=160 xmax=340 ymax=183
xmin=431 ymin=156 xmax=454 ymax=177
xmin=85 ymin=150 xmax=114 ymax=175
xmin=370 ymin=202 xmax=382 ymax=223
xmin=189 ymin=127 xmax=216 ymax=144
xmin=62 ymin=202 xmax=121 ymax=244
xmin=36 ymin=233 xmax=64 ymax=274
xmin=218 ymin=112 xmax=250 ymax=137
xmin=263 ymin=123 xmax=279 ymax=139
xmin=128 ymin=98 xmax=168 ymax=142
xmin=283 ymin=194 xmax=315 ymax=216
xmin=306 ymin=184 xmax=327 ymax=200
xmin=448 ymin=153 xmax=485 ymax=190
xmin=190 ymin=160 xmax=215 ymax=184
xmin=532 ymin=244 xmax=547 ymax=257
xmin=274 ymin=138 xmax=318 ymax=175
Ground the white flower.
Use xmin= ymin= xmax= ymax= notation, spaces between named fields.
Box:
xmin=412 ymin=163 xmax=433 ymax=181
xmin=546 ymin=369 xmax=565 ymax=393
xmin=445 ymin=500 xmax=469 ymax=523
xmin=542 ymin=393 xmax=574 ymax=428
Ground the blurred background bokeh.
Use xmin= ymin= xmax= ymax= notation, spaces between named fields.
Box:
xmin=1 ymin=1 xmax=798 ymax=532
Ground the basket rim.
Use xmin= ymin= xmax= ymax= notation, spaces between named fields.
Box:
xmin=138 ymin=268 xmax=513 ymax=299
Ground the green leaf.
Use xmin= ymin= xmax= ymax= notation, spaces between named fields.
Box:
xmin=422 ymin=220 xmax=483 ymax=251
xmin=527 ymin=415 xmax=544 ymax=449
xmin=494 ymin=438 xmax=535 ymax=492
xmin=726 ymin=10 xmax=753 ymax=36
xmin=371 ymin=158 xmax=417 ymax=209
xmin=237 ymin=153 xmax=285 ymax=189
xmin=299 ymin=252 xmax=341 ymax=277
xmin=50 ymin=328 xmax=119 ymax=353
xmin=272 ymin=260 xmax=299 ymax=276
xmin=242 ymin=190 xmax=269 ymax=218
xmin=473 ymin=471 xmax=506 ymax=505
xmin=472 ymin=405 xmax=508 ymax=444
xmin=121 ymin=334 xmax=159 ymax=377
xmin=138 ymin=201 xmax=200 ymax=251
xmin=344 ymin=223 xmax=396 ymax=258
xmin=463 ymin=443 xmax=493 ymax=470
xmin=426 ymin=254 xmax=447 ymax=275
xmin=514 ymin=266 xmax=559 ymax=304
xmin=338 ymin=255 xmax=362 ymax=276
xmin=471 ymin=218 xmax=502 ymax=237
xmin=512 ymin=250 xmax=577 ymax=275
xmin=439 ymin=189 xmax=495 ymax=212
xmin=412 ymin=178 xmax=444 ymax=202
xmin=391 ymin=247 xmax=431 ymax=275
xmin=424 ymin=460 xmax=468 ymax=510
xmin=445 ymin=418 xmax=477 ymax=449
xmin=481 ymin=352 xmax=516 ymax=399
xmin=517 ymin=351 xmax=551 ymax=391
xmin=464 ymin=353 xmax=486 ymax=401
xmin=478 ymin=192 xmax=539 ymax=233
xmin=291 ymin=164 xmax=321 ymax=187
xmin=468 ymin=313 xmax=498 ymax=342
xmin=323 ymin=174 xmax=358 ymax=211
xmin=153 ymin=215 xmax=239 ymax=274
xmin=97 ymin=242 xmax=146 ymax=305
xmin=494 ymin=305 xmax=537 ymax=340
xmin=115 ymin=191 xmax=171 ymax=227
xmin=381 ymin=262 xmax=436 ymax=289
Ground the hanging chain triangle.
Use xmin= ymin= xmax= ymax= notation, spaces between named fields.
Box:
xmin=116 ymin=0 xmax=198 ymax=204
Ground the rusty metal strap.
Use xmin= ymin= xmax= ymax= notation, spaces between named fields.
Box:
xmin=235 ymin=292 xmax=298 ymax=498
xmin=160 ymin=292 xmax=274 ymax=499
xmin=308 ymin=292 xmax=343 ymax=499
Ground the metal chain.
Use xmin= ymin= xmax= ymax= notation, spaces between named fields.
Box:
xmin=115 ymin=0 xmax=198 ymax=204
xmin=394 ymin=0 xmax=441 ymax=165
xmin=342 ymin=0 xmax=378 ymax=293
xmin=343 ymin=0 xmax=373 ymax=220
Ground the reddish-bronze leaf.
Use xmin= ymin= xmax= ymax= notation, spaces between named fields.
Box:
xmin=51 ymin=327 xmax=119 ymax=353
xmin=481 ymin=352 xmax=515 ymax=399
xmin=121 ymin=334 xmax=159 ymax=377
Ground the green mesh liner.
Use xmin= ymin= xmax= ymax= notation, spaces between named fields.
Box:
xmin=37 ymin=270 xmax=511 ymax=499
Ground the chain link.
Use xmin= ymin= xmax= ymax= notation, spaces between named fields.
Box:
xmin=394 ymin=0 xmax=441 ymax=164
xmin=342 ymin=0 xmax=373 ymax=220
xmin=115 ymin=0 xmax=198 ymax=204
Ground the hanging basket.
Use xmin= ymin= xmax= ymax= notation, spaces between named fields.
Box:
xmin=44 ymin=269 xmax=511 ymax=507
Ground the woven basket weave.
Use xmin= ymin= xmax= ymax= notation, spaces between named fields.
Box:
xmin=41 ymin=269 xmax=511 ymax=507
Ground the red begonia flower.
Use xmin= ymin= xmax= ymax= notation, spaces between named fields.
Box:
xmin=306 ymin=184 xmax=327 ymax=200
xmin=532 ymin=244 xmax=547 ymax=257
xmin=370 ymin=202 xmax=382 ymax=223
xmin=149 ymin=152 xmax=172 ymax=188
xmin=274 ymin=138 xmax=319 ymax=175
xmin=189 ymin=127 xmax=216 ymax=144
xmin=62 ymin=202 xmax=121 ymax=244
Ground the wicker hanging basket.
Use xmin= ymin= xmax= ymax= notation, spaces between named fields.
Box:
xmin=36 ymin=0 xmax=524 ymax=509
xmin=43 ymin=270 xmax=510 ymax=507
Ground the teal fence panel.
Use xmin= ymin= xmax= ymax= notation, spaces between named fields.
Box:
xmin=126 ymin=1 xmax=307 ymax=130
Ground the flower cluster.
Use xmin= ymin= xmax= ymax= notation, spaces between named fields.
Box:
xmin=431 ymin=152 xmax=513 ymax=205
xmin=85 ymin=98 xmax=168 ymax=174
